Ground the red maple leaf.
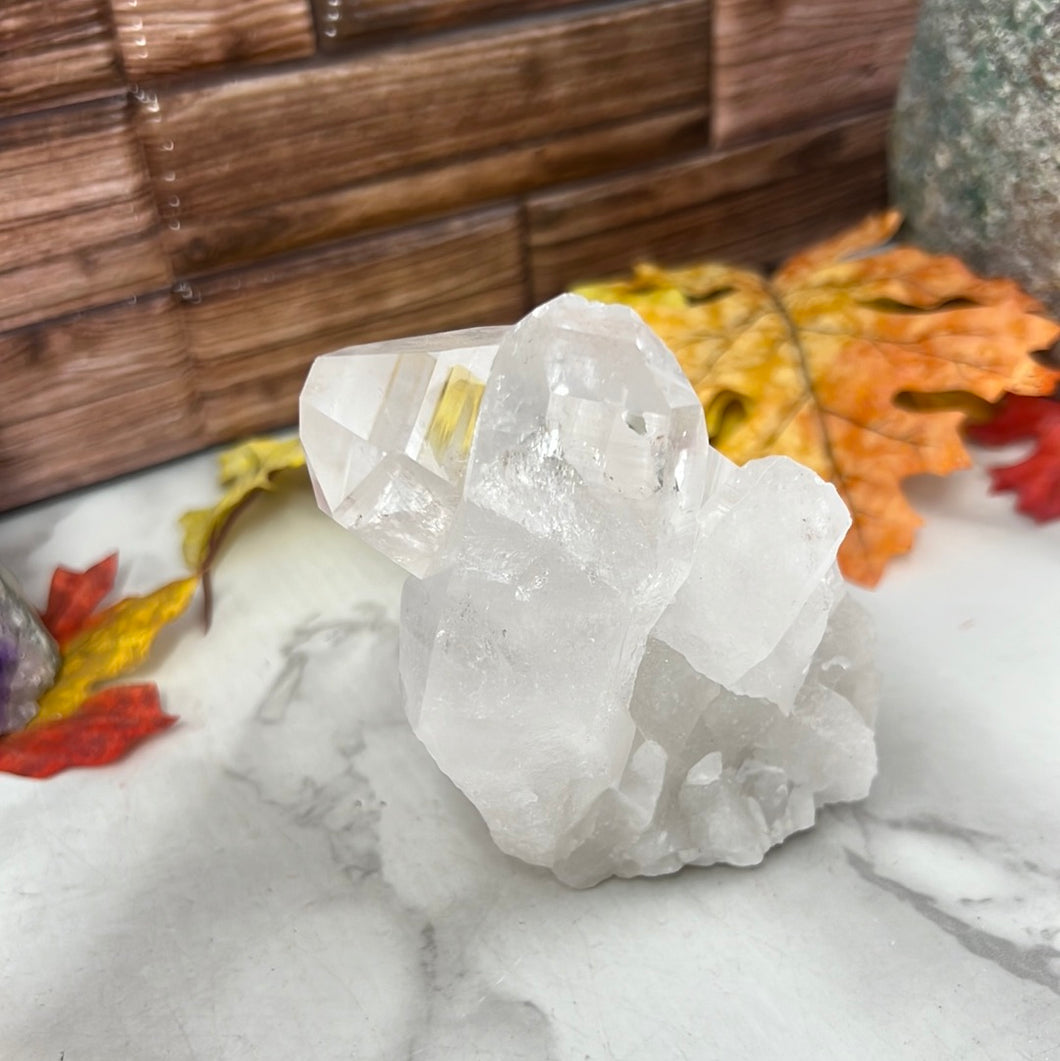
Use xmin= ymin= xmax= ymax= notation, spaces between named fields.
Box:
xmin=41 ymin=552 xmax=118 ymax=647
xmin=1 ymin=555 xmax=186 ymax=779
xmin=966 ymin=394 xmax=1060 ymax=521
xmin=0 ymin=685 xmax=176 ymax=779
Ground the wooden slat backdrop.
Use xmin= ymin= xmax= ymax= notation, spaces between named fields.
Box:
xmin=0 ymin=101 xmax=172 ymax=332
xmin=139 ymin=0 xmax=711 ymax=274
xmin=112 ymin=0 xmax=316 ymax=79
xmin=167 ymin=106 xmax=710 ymax=276
xmin=713 ymin=0 xmax=921 ymax=146
xmin=312 ymin=0 xmax=585 ymax=46
xmin=186 ymin=208 xmax=525 ymax=437
xmin=0 ymin=0 xmax=919 ymax=511
xmin=527 ymin=113 xmax=890 ymax=297
xmin=0 ymin=381 xmax=201 ymax=510
xmin=1 ymin=295 xmax=191 ymax=423
xmin=0 ymin=0 xmax=122 ymax=118
xmin=0 ymin=294 xmax=202 ymax=508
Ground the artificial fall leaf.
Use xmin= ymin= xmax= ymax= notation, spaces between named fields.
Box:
xmin=33 ymin=573 xmax=197 ymax=726
xmin=0 ymin=555 xmax=194 ymax=778
xmin=0 ymin=684 xmax=175 ymax=779
xmin=180 ymin=437 xmax=305 ymax=625
xmin=575 ymin=211 xmax=1060 ymax=585
xmin=966 ymin=394 xmax=1060 ymax=521
xmin=181 ymin=436 xmax=305 ymax=572
xmin=41 ymin=552 xmax=118 ymax=648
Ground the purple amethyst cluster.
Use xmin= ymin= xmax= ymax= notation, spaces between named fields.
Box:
xmin=0 ymin=566 xmax=59 ymax=734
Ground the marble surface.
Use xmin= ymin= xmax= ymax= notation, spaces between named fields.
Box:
xmin=1 ymin=444 xmax=1058 ymax=1060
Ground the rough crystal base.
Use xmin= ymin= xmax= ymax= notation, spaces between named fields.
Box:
xmin=301 ymin=295 xmax=877 ymax=887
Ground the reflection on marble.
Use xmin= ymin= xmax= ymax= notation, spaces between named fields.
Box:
xmin=1 ymin=446 xmax=1059 ymax=1059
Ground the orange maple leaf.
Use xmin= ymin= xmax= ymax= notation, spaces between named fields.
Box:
xmin=576 ymin=212 xmax=1060 ymax=585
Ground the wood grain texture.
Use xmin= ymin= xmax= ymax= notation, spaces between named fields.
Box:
xmin=0 ymin=380 xmax=202 ymax=512
xmin=139 ymin=0 xmax=711 ymax=272
xmin=1 ymin=0 xmax=913 ymax=505
xmin=183 ymin=208 xmax=525 ymax=440
xmin=168 ymin=106 xmax=709 ymax=276
xmin=713 ymin=0 xmax=918 ymax=146
xmin=0 ymin=102 xmax=171 ymax=332
xmin=112 ymin=0 xmax=316 ymax=80
xmin=0 ymin=0 xmax=122 ymax=118
xmin=0 ymin=295 xmax=193 ymax=426
xmin=312 ymin=0 xmax=582 ymax=46
xmin=527 ymin=114 xmax=890 ymax=299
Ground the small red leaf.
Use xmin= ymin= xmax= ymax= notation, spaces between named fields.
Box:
xmin=967 ymin=395 xmax=1060 ymax=522
xmin=966 ymin=393 xmax=1060 ymax=445
xmin=0 ymin=684 xmax=177 ymax=779
xmin=986 ymin=430 xmax=1060 ymax=521
xmin=41 ymin=553 xmax=119 ymax=647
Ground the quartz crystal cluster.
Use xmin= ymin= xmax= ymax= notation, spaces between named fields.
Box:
xmin=301 ymin=295 xmax=877 ymax=887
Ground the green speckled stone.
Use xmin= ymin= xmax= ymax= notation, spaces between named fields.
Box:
xmin=891 ymin=0 xmax=1060 ymax=317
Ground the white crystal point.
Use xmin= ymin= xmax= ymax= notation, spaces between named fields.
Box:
xmin=300 ymin=327 xmax=505 ymax=577
xmin=402 ymin=296 xmax=716 ymax=864
xmin=465 ymin=294 xmax=715 ymax=604
xmin=654 ymin=456 xmax=851 ymax=711
xmin=300 ymin=295 xmax=878 ymax=888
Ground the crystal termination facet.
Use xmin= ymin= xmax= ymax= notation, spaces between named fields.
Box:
xmin=301 ymin=295 xmax=877 ymax=888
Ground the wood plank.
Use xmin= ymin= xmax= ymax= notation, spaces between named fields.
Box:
xmin=0 ymin=380 xmax=202 ymax=512
xmin=0 ymin=295 xmax=193 ymax=426
xmin=113 ymin=0 xmax=315 ymax=80
xmin=0 ymin=101 xmax=171 ymax=331
xmin=183 ymin=207 xmax=526 ymax=441
xmin=169 ymin=106 xmax=709 ymax=276
xmin=527 ymin=114 xmax=890 ymax=299
xmin=198 ymin=290 xmax=525 ymax=440
xmin=713 ymin=0 xmax=918 ymax=146
xmin=139 ymin=0 xmax=711 ymax=271
xmin=312 ymin=0 xmax=582 ymax=47
xmin=0 ymin=0 xmax=122 ymax=118
xmin=530 ymin=113 xmax=889 ymax=246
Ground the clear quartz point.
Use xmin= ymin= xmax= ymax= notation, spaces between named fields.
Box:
xmin=301 ymin=294 xmax=877 ymax=888
xmin=300 ymin=327 xmax=504 ymax=578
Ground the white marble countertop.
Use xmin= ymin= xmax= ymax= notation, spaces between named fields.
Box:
xmin=1 ymin=445 xmax=1058 ymax=1060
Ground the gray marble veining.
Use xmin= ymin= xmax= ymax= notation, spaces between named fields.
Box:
xmin=838 ymin=808 xmax=1060 ymax=997
xmin=0 ymin=448 xmax=1058 ymax=1059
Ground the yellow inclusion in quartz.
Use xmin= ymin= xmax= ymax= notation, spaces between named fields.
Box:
xmin=427 ymin=366 xmax=485 ymax=468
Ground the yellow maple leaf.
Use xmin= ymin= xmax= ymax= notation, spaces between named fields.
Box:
xmin=575 ymin=211 xmax=1060 ymax=586
xmin=180 ymin=437 xmax=307 ymax=627
xmin=33 ymin=576 xmax=198 ymax=725
xmin=180 ymin=437 xmax=306 ymax=572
